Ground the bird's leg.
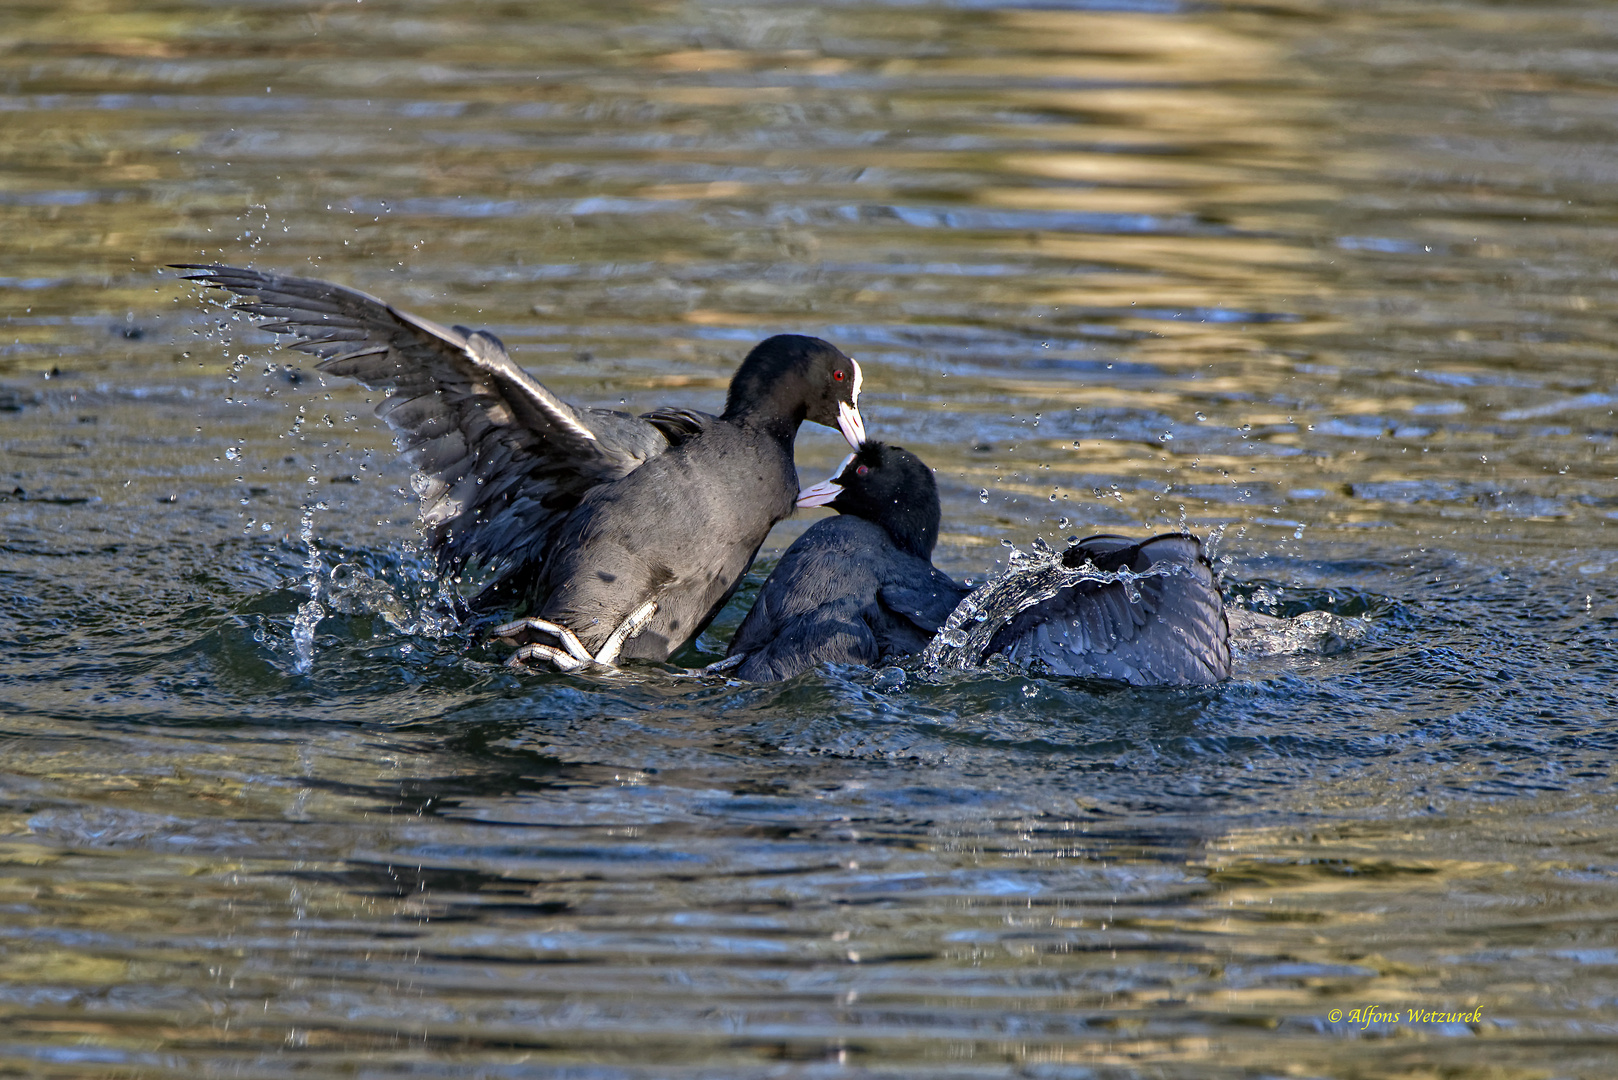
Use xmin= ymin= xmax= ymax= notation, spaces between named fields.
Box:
xmin=701 ymin=653 xmax=747 ymax=675
xmin=594 ymin=599 xmax=658 ymax=666
xmin=508 ymin=642 xmax=586 ymax=671
xmin=491 ymin=616 xmax=595 ymax=665
xmin=494 ymin=601 xmax=658 ymax=671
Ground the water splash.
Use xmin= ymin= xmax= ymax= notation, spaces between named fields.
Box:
xmin=921 ymin=542 xmax=1192 ymax=671
xmin=289 ymin=597 xmax=325 ymax=673
xmin=325 ymin=562 xmax=412 ymax=630
xmin=291 ymin=495 xmax=326 ymax=674
xmin=872 ymin=666 xmax=907 ymax=692
xmin=1227 ymin=608 xmax=1371 ymax=657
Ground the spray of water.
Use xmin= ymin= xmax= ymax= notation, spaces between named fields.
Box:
xmin=290 ymin=472 xmax=327 ymax=674
xmin=921 ymin=542 xmax=1195 ymax=671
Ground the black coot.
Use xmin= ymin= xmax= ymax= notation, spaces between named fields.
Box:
xmin=177 ymin=264 xmax=867 ymax=669
xmin=725 ymin=442 xmax=1230 ymax=685
xmin=723 ymin=443 xmax=969 ymax=682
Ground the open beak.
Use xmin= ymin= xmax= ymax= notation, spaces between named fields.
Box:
xmin=797 ymin=452 xmax=854 ymax=508
xmin=836 ymin=401 xmax=865 ymax=449
xmin=795 ymin=478 xmax=843 ymax=508
xmin=835 ymin=356 xmax=866 ymax=449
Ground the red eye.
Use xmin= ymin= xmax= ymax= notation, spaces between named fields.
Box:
xmin=833 ymin=369 xmax=846 ymax=382
xmin=856 ymin=464 xmax=869 ymax=476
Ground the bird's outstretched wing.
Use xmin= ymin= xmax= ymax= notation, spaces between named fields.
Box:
xmin=986 ymin=533 xmax=1231 ymax=685
xmin=175 ymin=264 xmax=696 ymax=582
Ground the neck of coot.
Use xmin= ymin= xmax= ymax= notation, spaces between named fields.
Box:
xmin=722 ymin=376 xmax=810 ymax=449
xmin=881 ymin=499 xmax=940 ymax=561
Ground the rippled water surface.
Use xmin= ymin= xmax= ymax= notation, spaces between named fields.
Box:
xmin=5 ymin=1 xmax=1618 ymax=1075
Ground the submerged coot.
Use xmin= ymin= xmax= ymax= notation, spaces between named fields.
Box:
xmin=177 ymin=264 xmax=867 ymax=669
xmin=725 ymin=442 xmax=1231 ymax=685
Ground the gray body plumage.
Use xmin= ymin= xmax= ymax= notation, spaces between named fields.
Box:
xmin=542 ymin=419 xmax=799 ymax=660
xmin=726 ymin=516 xmax=968 ymax=681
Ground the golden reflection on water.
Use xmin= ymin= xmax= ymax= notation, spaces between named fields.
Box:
xmin=3 ymin=0 xmax=1612 ymax=546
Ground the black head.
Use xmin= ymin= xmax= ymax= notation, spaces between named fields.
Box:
xmin=723 ymin=334 xmax=864 ymax=449
xmin=796 ymin=441 xmax=941 ymax=559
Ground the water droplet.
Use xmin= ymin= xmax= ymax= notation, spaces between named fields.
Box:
xmin=872 ymin=666 xmax=906 ymax=692
xmin=978 ymin=489 xmax=989 ymax=503
xmin=941 ymin=628 xmax=969 ymax=648
xmin=291 ymin=600 xmax=325 ymax=673
xmin=1195 ymin=412 xmax=1207 ymax=422
xmin=224 ymin=446 xmax=240 ymax=461
xmin=1159 ymin=431 xmax=1173 ymax=441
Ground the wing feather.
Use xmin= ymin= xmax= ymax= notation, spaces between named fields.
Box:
xmin=175 ymin=263 xmax=684 ymax=582
xmin=984 ymin=533 xmax=1230 ymax=684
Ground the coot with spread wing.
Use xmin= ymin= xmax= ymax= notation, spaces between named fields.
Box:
xmin=177 ymin=264 xmax=867 ymax=669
